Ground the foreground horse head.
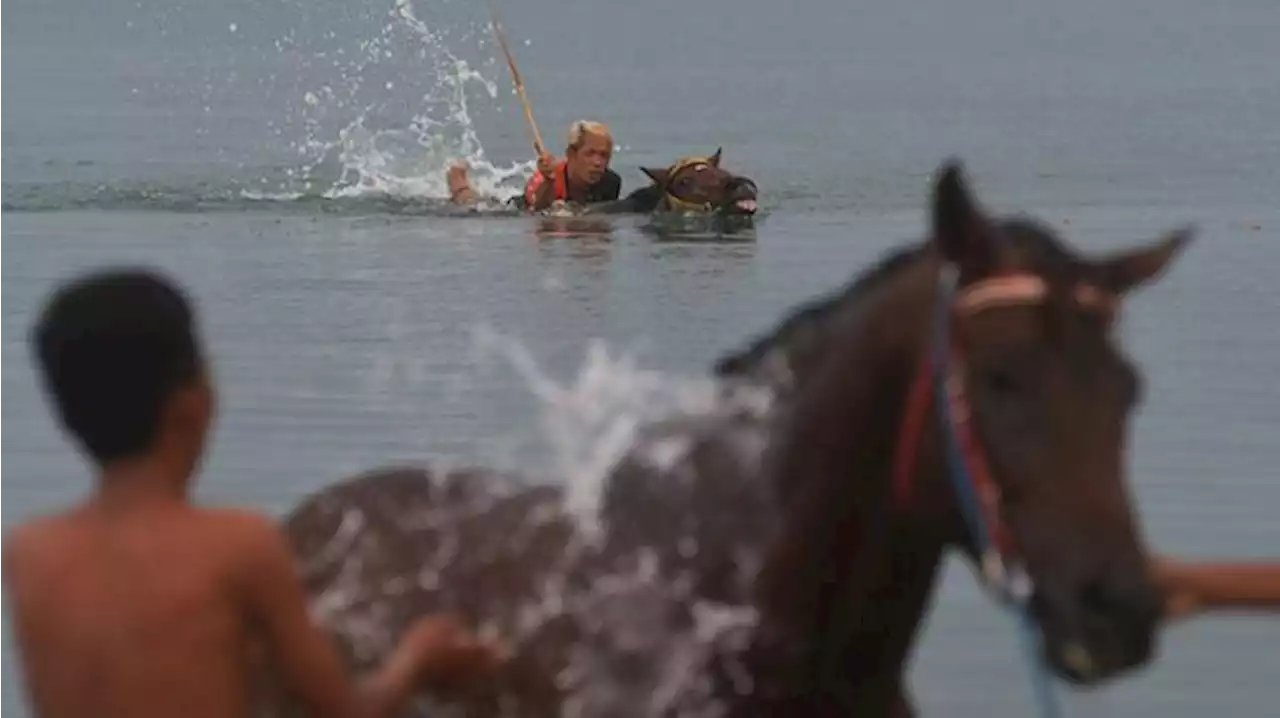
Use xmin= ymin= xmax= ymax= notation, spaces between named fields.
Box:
xmin=638 ymin=149 xmax=759 ymax=217
xmin=926 ymin=165 xmax=1188 ymax=682
xmin=743 ymin=160 xmax=1189 ymax=710
xmin=278 ymin=158 xmax=1191 ymax=717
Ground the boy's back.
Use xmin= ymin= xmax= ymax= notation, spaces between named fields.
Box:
xmin=5 ymin=503 xmax=269 ymax=718
xmin=5 ymin=268 xmax=502 ymax=718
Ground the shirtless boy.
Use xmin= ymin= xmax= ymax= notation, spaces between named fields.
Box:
xmin=2 ymin=269 xmax=503 ymax=718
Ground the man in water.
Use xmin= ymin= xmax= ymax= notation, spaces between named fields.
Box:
xmin=448 ymin=119 xmax=622 ymax=210
xmin=2 ymin=269 xmax=504 ymax=718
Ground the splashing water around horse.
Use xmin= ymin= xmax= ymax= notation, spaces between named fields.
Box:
xmin=271 ymin=160 xmax=1191 ymax=717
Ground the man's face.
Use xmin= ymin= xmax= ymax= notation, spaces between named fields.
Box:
xmin=567 ymin=132 xmax=612 ymax=184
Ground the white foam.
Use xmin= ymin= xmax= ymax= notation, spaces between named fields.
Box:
xmin=472 ymin=328 xmax=716 ymax=531
xmin=303 ymin=328 xmax=782 ymax=715
xmin=253 ymin=0 xmax=533 ymax=204
xmin=471 ymin=326 xmax=777 ymax=529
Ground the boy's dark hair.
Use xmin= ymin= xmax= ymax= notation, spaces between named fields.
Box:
xmin=31 ymin=268 xmax=203 ymax=464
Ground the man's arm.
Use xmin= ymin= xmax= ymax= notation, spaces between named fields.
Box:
xmin=524 ymin=174 xmax=556 ymax=211
xmin=1155 ymin=557 xmax=1280 ymax=620
xmin=523 ymin=152 xmax=559 ymax=211
xmin=235 ymin=511 xmax=435 ymax=711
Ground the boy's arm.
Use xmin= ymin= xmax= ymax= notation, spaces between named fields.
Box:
xmin=235 ymin=514 xmax=403 ymax=718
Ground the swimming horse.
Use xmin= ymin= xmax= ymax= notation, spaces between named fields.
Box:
xmin=586 ymin=148 xmax=760 ymax=219
xmin=269 ymin=159 xmax=1191 ymax=717
xmin=533 ymin=149 xmax=758 ymax=237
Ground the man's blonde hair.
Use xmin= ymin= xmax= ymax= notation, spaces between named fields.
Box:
xmin=567 ymin=120 xmax=612 ymax=150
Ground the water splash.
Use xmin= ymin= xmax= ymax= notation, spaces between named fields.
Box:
xmin=290 ymin=329 xmax=782 ymax=716
xmin=270 ymin=0 xmax=532 ymax=203
xmin=470 ymin=326 xmax=740 ymax=533
xmin=1 ymin=1 xmax=534 ymax=214
xmin=470 ymin=332 xmax=776 ymax=717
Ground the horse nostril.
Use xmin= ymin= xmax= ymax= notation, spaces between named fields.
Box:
xmin=1081 ymin=574 xmax=1162 ymax=630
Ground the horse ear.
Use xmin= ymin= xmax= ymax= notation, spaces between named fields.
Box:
xmin=709 ymin=148 xmax=722 ymax=167
xmin=1093 ymin=226 xmax=1194 ymax=295
xmin=931 ymin=159 xmax=998 ymax=277
xmin=641 ymin=166 xmax=670 ymax=186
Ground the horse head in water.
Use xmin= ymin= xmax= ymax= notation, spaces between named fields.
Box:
xmin=274 ymin=159 xmax=1190 ymax=717
xmin=580 ymin=148 xmax=759 ymax=221
xmin=638 ymin=149 xmax=759 ymax=217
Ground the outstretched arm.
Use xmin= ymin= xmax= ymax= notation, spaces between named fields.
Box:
xmin=1154 ymin=556 xmax=1280 ymax=620
xmin=234 ymin=513 xmax=501 ymax=718
xmin=447 ymin=163 xmax=479 ymax=205
xmin=521 ymin=152 xmax=560 ymax=211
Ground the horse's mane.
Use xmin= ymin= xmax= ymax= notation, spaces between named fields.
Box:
xmin=713 ymin=243 xmax=927 ymax=382
xmin=713 ymin=218 xmax=1083 ymax=385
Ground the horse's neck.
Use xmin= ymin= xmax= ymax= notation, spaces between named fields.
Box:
xmin=726 ymin=535 xmax=943 ymax=717
xmin=732 ymin=259 xmax=946 ymax=715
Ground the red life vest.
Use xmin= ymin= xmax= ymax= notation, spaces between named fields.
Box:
xmin=523 ymin=159 xmax=569 ymax=207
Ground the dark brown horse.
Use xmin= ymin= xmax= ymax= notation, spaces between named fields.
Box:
xmin=274 ymin=160 xmax=1190 ymax=717
xmin=586 ymin=149 xmax=759 ymax=219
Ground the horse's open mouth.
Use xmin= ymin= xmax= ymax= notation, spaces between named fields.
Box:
xmin=731 ymin=199 xmax=758 ymax=215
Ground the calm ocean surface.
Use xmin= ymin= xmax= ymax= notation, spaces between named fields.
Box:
xmin=4 ymin=0 xmax=1279 ymax=714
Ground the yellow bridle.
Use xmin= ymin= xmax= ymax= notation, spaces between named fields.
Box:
xmin=661 ymin=155 xmax=718 ymax=213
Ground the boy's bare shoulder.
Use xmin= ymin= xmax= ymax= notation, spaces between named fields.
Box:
xmin=196 ymin=506 xmax=299 ymax=584
xmin=198 ymin=506 xmax=290 ymax=554
xmin=2 ymin=510 xmax=81 ymax=585
xmin=199 ymin=505 xmax=276 ymax=528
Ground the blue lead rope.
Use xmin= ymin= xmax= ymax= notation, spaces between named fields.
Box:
xmin=931 ymin=265 xmax=1063 ymax=718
